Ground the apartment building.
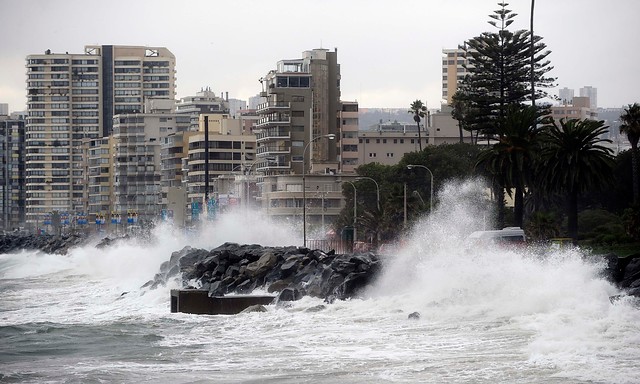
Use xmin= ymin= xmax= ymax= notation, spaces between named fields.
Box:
xmin=185 ymin=114 xmax=257 ymax=204
xmin=442 ymin=47 xmax=472 ymax=105
xmin=0 ymin=115 xmax=26 ymax=231
xmin=579 ymin=86 xmax=598 ymax=110
xmin=175 ymin=88 xmax=229 ymax=131
xmin=550 ymin=96 xmax=597 ymax=122
xmin=255 ymin=48 xmax=343 ymax=234
xmin=340 ymin=101 xmax=359 ymax=174
xmin=256 ymin=48 xmax=340 ymax=177
xmin=24 ymin=45 xmax=176 ymax=228
xmin=109 ymin=112 xmax=189 ymax=223
xmin=358 ymin=129 xmax=424 ymax=166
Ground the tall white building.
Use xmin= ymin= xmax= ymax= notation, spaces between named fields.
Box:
xmin=579 ymin=86 xmax=598 ymax=109
xmin=558 ymin=87 xmax=574 ymax=105
xmin=24 ymin=45 xmax=176 ymax=228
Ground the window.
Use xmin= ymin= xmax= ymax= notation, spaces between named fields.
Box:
xmin=376 ymin=139 xmax=380 ymax=144
xmin=387 ymin=153 xmax=394 ymax=157
xmin=368 ymin=153 xmax=377 ymax=158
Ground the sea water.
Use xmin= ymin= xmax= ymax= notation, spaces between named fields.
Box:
xmin=1 ymin=180 xmax=639 ymax=383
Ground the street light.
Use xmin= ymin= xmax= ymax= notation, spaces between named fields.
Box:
xmin=355 ymin=176 xmax=380 ymax=211
xmin=303 ymin=133 xmax=336 ymax=247
xmin=407 ymin=164 xmax=433 ymax=213
xmin=344 ymin=180 xmax=357 ymax=247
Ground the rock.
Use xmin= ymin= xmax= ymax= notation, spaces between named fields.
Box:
xmin=277 ymin=287 xmax=302 ymax=302
xmin=240 ymin=305 xmax=268 ymax=313
xmin=306 ymin=305 xmax=326 ymax=313
xmin=267 ymin=280 xmax=291 ymax=293
xmin=245 ymin=250 xmax=279 ymax=278
xmin=408 ymin=312 xmax=421 ymax=320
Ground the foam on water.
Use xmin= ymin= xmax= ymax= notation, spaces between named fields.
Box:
xmin=1 ymin=179 xmax=639 ymax=383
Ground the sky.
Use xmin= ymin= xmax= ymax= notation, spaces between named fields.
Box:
xmin=1 ymin=0 xmax=639 ymax=113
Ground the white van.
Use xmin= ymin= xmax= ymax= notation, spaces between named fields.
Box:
xmin=467 ymin=227 xmax=526 ymax=246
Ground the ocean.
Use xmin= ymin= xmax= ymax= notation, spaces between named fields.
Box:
xmin=1 ymin=181 xmax=639 ymax=383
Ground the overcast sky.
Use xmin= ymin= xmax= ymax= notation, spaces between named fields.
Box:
xmin=1 ymin=0 xmax=638 ymax=113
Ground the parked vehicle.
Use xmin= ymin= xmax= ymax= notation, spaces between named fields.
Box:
xmin=467 ymin=227 xmax=526 ymax=247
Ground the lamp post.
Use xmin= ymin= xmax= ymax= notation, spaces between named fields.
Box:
xmin=407 ymin=164 xmax=433 ymax=213
xmin=344 ymin=180 xmax=357 ymax=247
xmin=302 ymin=133 xmax=335 ymax=247
xmin=355 ymin=176 xmax=380 ymax=211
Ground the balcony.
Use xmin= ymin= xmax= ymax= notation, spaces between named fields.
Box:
xmin=256 ymin=128 xmax=290 ymax=141
xmin=255 ymin=160 xmax=291 ymax=172
xmin=256 ymin=145 xmax=290 ymax=156
xmin=256 ymin=101 xmax=290 ymax=114
xmin=256 ymin=115 xmax=290 ymax=129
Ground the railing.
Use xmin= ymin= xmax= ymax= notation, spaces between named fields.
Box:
xmin=256 ymin=128 xmax=290 ymax=140
xmin=306 ymin=239 xmax=372 ymax=254
xmin=256 ymin=101 xmax=290 ymax=113
xmin=257 ymin=145 xmax=290 ymax=154
xmin=256 ymin=115 xmax=290 ymax=128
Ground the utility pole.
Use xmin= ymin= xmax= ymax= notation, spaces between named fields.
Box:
xmin=204 ymin=116 xmax=209 ymax=203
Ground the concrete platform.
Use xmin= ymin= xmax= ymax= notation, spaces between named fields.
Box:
xmin=170 ymin=289 xmax=276 ymax=315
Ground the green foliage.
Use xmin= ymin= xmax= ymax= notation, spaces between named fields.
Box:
xmin=619 ymin=102 xmax=640 ymax=204
xmin=452 ymin=2 xmax=555 ymax=138
xmin=525 ymin=211 xmax=561 ymax=242
xmin=622 ymin=205 xmax=640 ymax=241
xmin=537 ymin=118 xmax=615 ymax=241
xmin=538 ymin=119 xmax=614 ymax=196
xmin=578 ymin=209 xmax=632 ymax=246
xmin=409 ymin=100 xmax=427 ymax=151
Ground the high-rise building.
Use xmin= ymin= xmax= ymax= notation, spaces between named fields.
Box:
xmin=227 ymin=98 xmax=247 ymax=118
xmin=0 ymin=115 xmax=26 ymax=230
xmin=256 ymin=48 xmax=341 ymax=177
xmin=175 ymin=88 xmax=229 ymax=131
xmin=442 ymin=47 xmax=472 ymax=105
xmin=24 ymin=45 xmax=176 ymax=228
xmin=109 ymin=112 xmax=190 ymax=224
xmin=339 ymin=101 xmax=359 ymax=174
xmin=256 ymin=48 xmax=344 ymax=233
xmin=579 ymin=86 xmax=598 ymax=109
xmin=558 ymin=87 xmax=574 ymax=105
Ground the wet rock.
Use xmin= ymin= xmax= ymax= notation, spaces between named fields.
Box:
xmin=408 ymin=312 xmax=421 ymax=320
xmin=240 ymin=305 xmax=268 ymax=313
xmin=277 ymin=287 xmax=302 ymax=302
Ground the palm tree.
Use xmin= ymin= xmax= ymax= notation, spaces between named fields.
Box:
xmin=619 ymin=102 xmax=640 ymax=204
xmin=476 ymin=105 xmax=543 ymax=228
xmin=538 ymin=118 xmax=615 ymax=243
xmin=409 ymin=100 xmax=427 ymax=151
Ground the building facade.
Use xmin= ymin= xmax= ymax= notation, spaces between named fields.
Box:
xmin=340 ymin=101 xmax=359 ymax=174
xmin=24 ymin=45 xmax=176 ymax=229
xmin=579 ymin=86 xmax=598 ymax=110
xmin=175 ymin=88 xmax=229 ymax=131
xmin=550 ymin=96 xmax=597 ymax=122
xmin=256 ymin=48 xmax=341 ymax=177
xmin=0 ymin=116 xmax=26 ymax=231
xmin=442 ymin=47 xmax=472 ymax=105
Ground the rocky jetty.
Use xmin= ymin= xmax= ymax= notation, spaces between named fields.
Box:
xmin=145 ymin=243 xmax=640 ymax=302
xmin=0 ymin=233 xmax=86 ymax=255
xmin=145 ymin=242 xmax=382 ymax=302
